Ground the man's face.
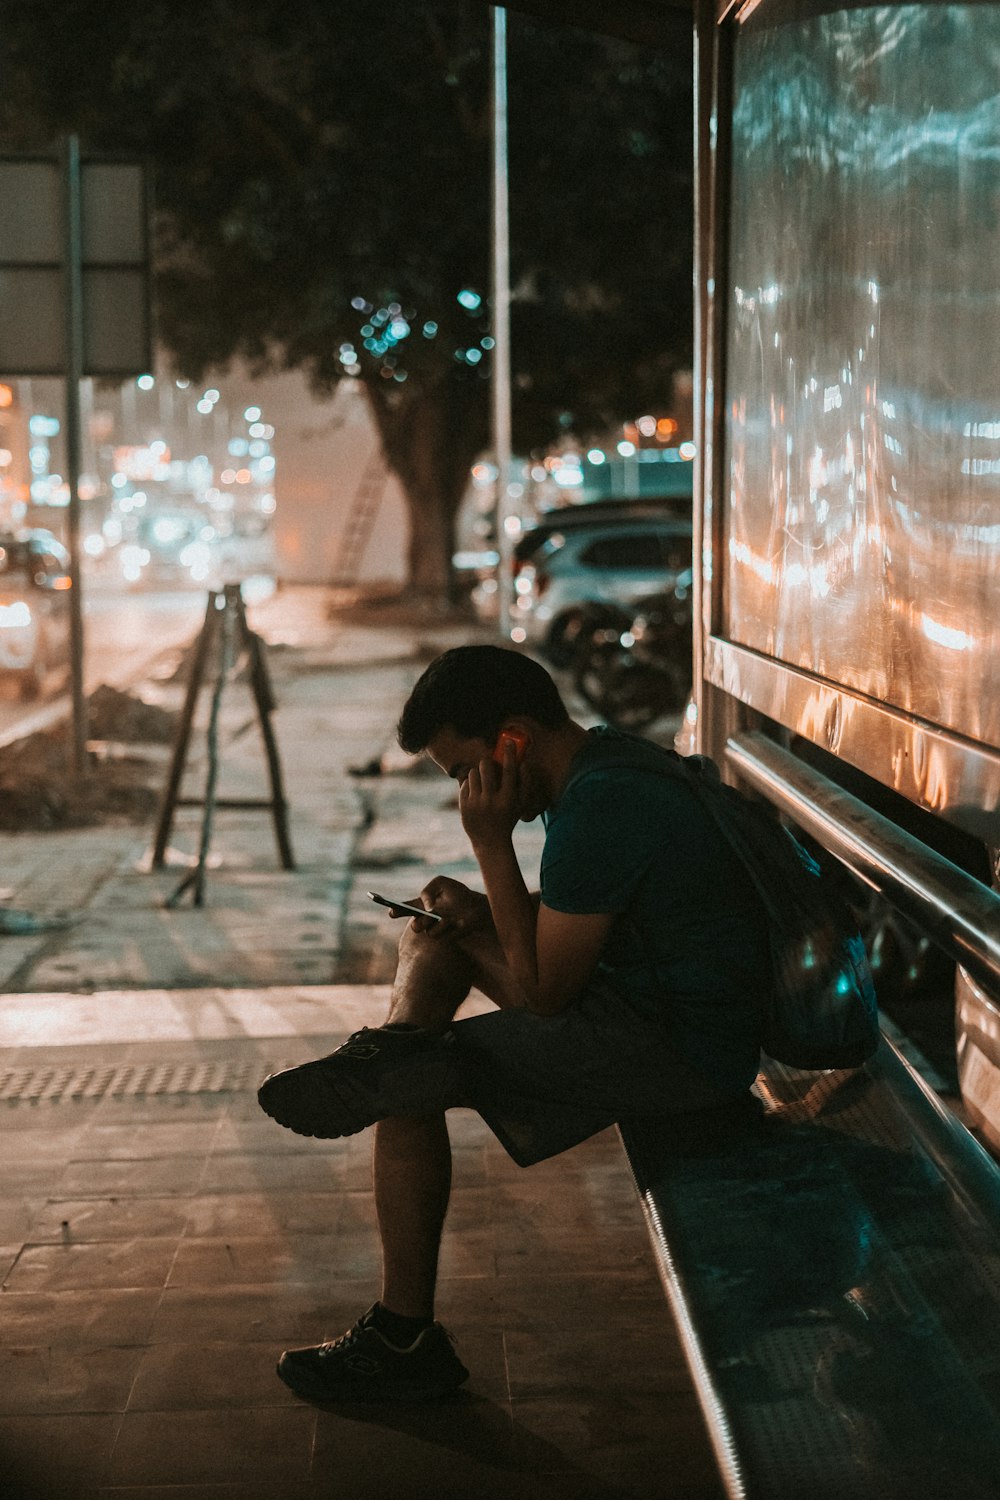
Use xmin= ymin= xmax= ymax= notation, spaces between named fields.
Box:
xmin=425 ymin=725 xmax=545 ymax=822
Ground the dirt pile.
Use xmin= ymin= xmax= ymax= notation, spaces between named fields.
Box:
xmin=0 ymin=687 xmax=178 ymax=831
xmin=87 ymin=684 xmax=177 ymax=743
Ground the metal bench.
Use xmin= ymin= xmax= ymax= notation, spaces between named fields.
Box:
xmin=622 ymin=1043 xmax=1000 ymax=1498
xmin=621 ymin=734 xmax=1000 ymax=1498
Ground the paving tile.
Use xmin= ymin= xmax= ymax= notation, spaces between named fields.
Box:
xmin=108 ymin=1406 xmax=315 ymax=1486
xmin=436 ymin=1225 xmax=497 ymax=1282
xmin=509 ymin=1394 xmax=726 ymax=1499
xmin=308 ymin=1401 xmax=519 ymax=1496
xmin=306 ymin=1396 xmax=644 ymax=1500
xmin=30 ymin=1195 xmax=193 ymax=1243
xmin=4 ymin=1237 xmax=180 ymax=1294
xmin=440 ymin=1322 xmax=509 ymax=1405
xmin=0 ymin=1343 xmax=144 ymax=1415
xmin=494 ymin=1221 xmax=656 ymax=1279
xmin=490 ymin=1269 xmax=669 ymax=1326
xmin=126 ymin=1341 xmax=300 ymax=1411
xmin=0 ymin=1199 xmax=45 ymax=1242
xmin=91 ymin=1093 xmax=228 ymax=1125
xmin=210 ymin=1117 xmax=340 ymax=1155
xmin=0 ymin=1411 xmax=121 ymax=1495
xmin=182 ymin=1191 xmax=339 ymax=1239
xmin=503 ymin=1319 xmax=695 ymax=1400
xmin=96 ymin=1486 xmax=320 ymax=1500
xmin=0 ymin=1289 xmax=161 ymax=1348
xmin=2 ymin=1124 xmax=94 ymax=1163
xmin=0 ymin=1159 xmax=72 ymax=1193
xmin=55 ymin=1153 xmax=206 ymax=1198
xmin=196 ymin=1152 xmax=342 ymax=1193
xmin=148 ymin=1285 xmax=371 ymax=1346
xmin=168 ymin=1234 xmax=349 ymax=1287
xmin=82 ymin=1120 xmax=223 ymax=1160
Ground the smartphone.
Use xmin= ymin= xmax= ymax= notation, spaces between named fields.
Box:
xmin=492 ymin=728 xmax=529 ymax=764
xmin=366 ymin=890 xmax=441 ymax=921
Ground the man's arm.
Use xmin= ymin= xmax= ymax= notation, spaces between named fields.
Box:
xmin=461 ymin=748 xmax=613 ymax=1015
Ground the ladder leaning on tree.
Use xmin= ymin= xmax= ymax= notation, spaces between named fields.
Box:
xmin=329 ymin=451 xmax=388 ymax=590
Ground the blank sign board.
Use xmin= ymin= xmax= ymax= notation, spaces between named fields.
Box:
xmin=0 ymin=156 xmax=151 ymax=376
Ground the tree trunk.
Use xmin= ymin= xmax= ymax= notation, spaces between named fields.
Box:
xmin=364 ymin=376 xmax=489 ymax=606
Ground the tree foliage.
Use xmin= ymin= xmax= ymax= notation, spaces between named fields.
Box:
xmin=0 ymin=1 xmax=692 ymax=594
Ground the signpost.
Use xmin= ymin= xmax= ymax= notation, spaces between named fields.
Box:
xmin=0 ymin=139 xmax=151 ymax=773
xmin=491 ymin=6 xmax=514 ymax=641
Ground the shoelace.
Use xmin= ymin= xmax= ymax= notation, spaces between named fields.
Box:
xmin=317 ymin=1321 xmax=366 ymax=1359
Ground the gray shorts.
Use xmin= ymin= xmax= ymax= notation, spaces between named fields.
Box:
xmin=449 ymin=981 xmax=746 ymax=1167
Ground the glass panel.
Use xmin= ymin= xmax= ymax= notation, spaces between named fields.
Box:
xmin=724 ymin=5 xmax=1000 ymax=748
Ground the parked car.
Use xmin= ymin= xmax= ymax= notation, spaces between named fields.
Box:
xmin=0 ymin=530 xmax=72 ymax=700
xmin=510 ymin=503 xmax=693 ymax=666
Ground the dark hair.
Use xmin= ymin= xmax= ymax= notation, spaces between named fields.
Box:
xmin=397 ymin=645 xmax=569 ymax=752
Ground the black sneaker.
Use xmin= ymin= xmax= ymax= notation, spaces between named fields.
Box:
xmin=257 ymin=1025 xmax=464 ymax=1139
xmin=277 ymin=1305 xmax=470 ymax=1403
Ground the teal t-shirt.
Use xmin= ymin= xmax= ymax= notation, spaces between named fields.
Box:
xmin=540 ymin=727 xmax=770 ymax=1089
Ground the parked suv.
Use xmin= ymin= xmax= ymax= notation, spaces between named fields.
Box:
xmin=0 ymin=530 xmax=72 ymax=700
xmin=510 ymin=503 xmax=693 ymax=666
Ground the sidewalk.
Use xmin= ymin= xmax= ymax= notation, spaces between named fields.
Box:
xmin=0 ymin=587 xmax=721 ymax=1498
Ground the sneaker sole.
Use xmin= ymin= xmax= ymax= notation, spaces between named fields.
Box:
xmin=276 ymin=1359 xmax=469 ymax=1404
xmin=257 ymin=1063 xmax=372 ymax=1139
xmin=258 ymin=1038 xmax=463 ymax=1139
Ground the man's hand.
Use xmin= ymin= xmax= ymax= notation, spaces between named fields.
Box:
xmin=458 ymin=741 xmax=522 ymax=850
xmin=402 ymin=876 xmax=491 ymax=939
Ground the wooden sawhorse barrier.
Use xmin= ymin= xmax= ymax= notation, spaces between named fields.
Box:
xmin=151 ymin=583 xmax=294 ymax=906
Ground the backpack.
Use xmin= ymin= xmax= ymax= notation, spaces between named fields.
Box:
xmin=565 ymin=732 xmax=879 ymax=1070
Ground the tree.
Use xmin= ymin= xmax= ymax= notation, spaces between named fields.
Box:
xmin=0 ymin=1 xmax=692 ymax=599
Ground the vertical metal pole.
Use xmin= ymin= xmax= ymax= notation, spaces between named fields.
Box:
xmin=63 ymin=134 xmax=87 ymax=778
xmin=491 ymin=6 xmax=514 ymax=640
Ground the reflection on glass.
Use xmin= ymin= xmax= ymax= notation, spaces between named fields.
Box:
xmin=724 ymin=5 xmax=1000 ymax=748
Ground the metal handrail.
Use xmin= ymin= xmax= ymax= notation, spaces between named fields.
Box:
xmin=726 ymin=730 xmax=1000 ymax=1005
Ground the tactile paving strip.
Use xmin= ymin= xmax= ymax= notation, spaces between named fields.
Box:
xmin=0 ymin=1059 xmax=295 ymax=1104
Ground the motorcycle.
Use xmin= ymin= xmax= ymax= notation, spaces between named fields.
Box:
xmin=571 ymin=589 xmax=693 ymax=731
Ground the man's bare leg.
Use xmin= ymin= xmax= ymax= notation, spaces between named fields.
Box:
xmin=373 ymin=920 xmax=480 ymax=1321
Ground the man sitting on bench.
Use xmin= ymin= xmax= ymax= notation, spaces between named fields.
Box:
xmin=258 ymin=644 xmax=772 ymax=1402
